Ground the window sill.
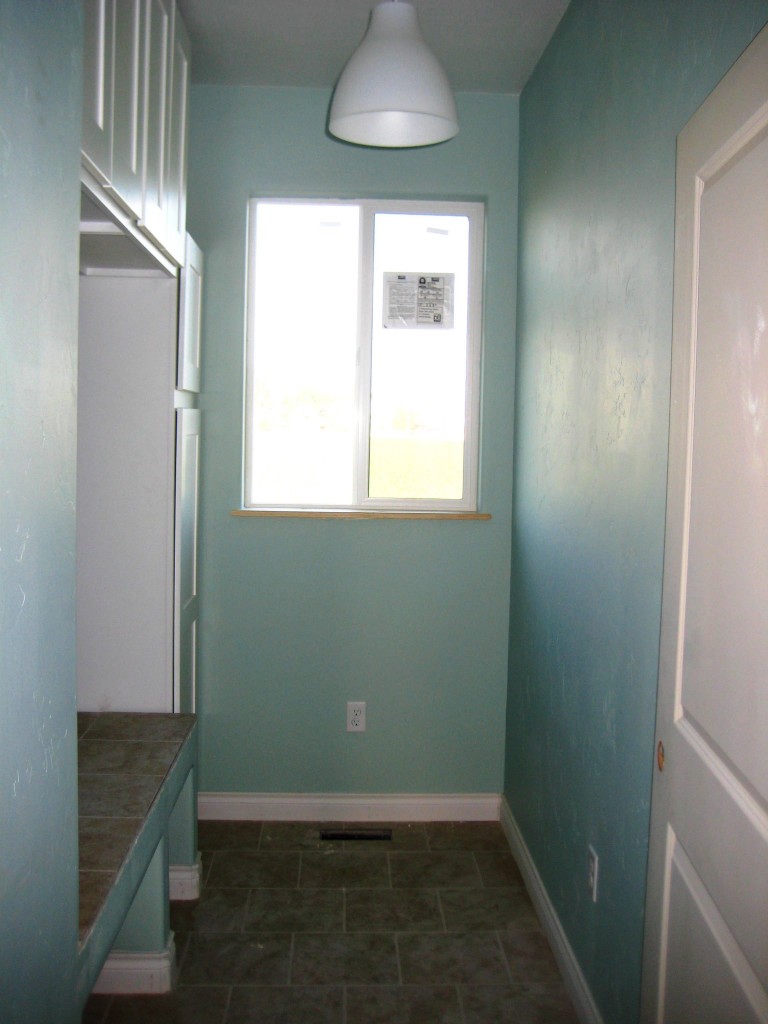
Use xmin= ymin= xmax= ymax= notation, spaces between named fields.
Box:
xmin=231 ymin=509 xmax=492 ymax=521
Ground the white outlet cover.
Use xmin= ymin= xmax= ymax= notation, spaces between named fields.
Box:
xmin=347 ymin=701 xmax=366 ymax=732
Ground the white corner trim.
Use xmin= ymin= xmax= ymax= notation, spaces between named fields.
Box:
xmin=169 ymin=854 xmax=202 ymax=901
xmin=500 ymin=798 xmax=605 ymax=1024
xmin=91 ymin=934 xmax=177 ymax=995
xmin=198 ymin=791 xmax=501 ymax=822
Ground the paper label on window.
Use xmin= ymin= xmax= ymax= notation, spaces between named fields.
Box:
xmin=383 ymin=273 xmax=454 ymax=329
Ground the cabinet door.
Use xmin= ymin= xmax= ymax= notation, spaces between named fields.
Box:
xmin=77 ymin=275 xmax=177 ymax=713
xmin=109 ymin=0 xmax=145 ymax=218
xmin=174 ymin=407 xmax=201 ymax=714
xmin=177 ymin=234 xmax=203 ymax=393
xmin=141 ymin=0 xmax=172 ymax=246
xmin=82 ymin=0 xmax=114 ymax=184
xmin=164 ymin=4 xmax=190 ymax=265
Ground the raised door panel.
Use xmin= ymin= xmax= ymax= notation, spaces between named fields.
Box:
xmin=164 ymin=5 xmax=190 ymax=265
xmin=177 ymin=234 xmax=203 ymax=393
xmin=174 ymin=408 xmax=200 ymax=714
xmin=108 ymin=0 xmax=145 ymax=218
xmin=81 ymin=0 xmax=114 ymax=184
xmin=140 ymin=0 xmax=172 ymax=247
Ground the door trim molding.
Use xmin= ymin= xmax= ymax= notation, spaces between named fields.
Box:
xmin=501 ymin=798 xmax=604 ymax=1024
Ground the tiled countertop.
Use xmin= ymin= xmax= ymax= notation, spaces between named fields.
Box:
xmin=77 ymin=712 xmax=196 ymax=944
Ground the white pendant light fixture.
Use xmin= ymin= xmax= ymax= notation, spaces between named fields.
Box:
xmin=329 ymin=0 xmax=459 ymax=148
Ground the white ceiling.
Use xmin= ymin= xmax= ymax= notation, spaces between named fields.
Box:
xmin=177 ymin=0 xmax=569 ymax=94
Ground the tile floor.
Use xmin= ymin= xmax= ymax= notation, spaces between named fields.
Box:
xmin=82 ymin=820 xmax=579 ymax=1024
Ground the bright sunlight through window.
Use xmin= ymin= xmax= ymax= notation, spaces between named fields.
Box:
xmin=244 ymin=199 xmax=484 ymax=513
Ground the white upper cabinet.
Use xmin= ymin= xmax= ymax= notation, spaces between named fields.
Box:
xmin=81 ymin=0 xmax=114 ymax=184
xmin=82 ymin=0 xmax=190 ymax=266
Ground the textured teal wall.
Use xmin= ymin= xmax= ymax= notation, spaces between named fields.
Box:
xmin=187 ymin=88 xmax=518 ymax=794
xmin=0 ymin=3 xmax=82 ymax=1020
xmin=506 ymin=2 xmax=768 ymax=1022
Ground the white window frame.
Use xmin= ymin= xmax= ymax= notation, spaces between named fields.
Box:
xmin=243 ymin=197 xmax=485 ymax=514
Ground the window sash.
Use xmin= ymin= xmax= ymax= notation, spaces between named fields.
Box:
xmin=244 ymin=198 xmax=484 ymax=513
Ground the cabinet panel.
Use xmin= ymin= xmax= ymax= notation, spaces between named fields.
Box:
xmin=164 ymin=5 xmax=190 ymax=265
xmin=77 ymin=275 xmax=177 ymax=713
xmin=140 ymin=0 xmax=172 ymax=245
xmin=109 ymin=0 xmax=144 ymax=218
xmin=177 ymin=234 xmax=203 ymax=392
xmin=174 ymin=408 xmax=200 ymax=714
xmin=81 ymin=0 xmax=113 ymax=184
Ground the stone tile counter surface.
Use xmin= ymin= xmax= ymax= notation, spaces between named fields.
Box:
xmin=78 ymin=712 xmax=197 ymax=944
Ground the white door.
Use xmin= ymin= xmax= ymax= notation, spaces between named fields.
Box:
xmin=641 ymin=24 xmax=768 ymax=1024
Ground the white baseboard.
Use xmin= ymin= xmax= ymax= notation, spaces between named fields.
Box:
xmin=169 ymin=854 xmax=202 ymax=901
xmin=500 ymin=798 xmax=604 ymax=1024
xmin=91 ymin=934 xmax=177 ymax=995
xmin=198 ymin=791 xmax=501 ymax=822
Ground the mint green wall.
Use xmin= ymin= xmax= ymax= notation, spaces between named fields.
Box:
xmin=187 ymin=88 xmax=518 ymax=794
xmin=506 ymin=2 xmax=768 ymax=1022
xmin=0 ymin=3 xmax=82 ymax=1020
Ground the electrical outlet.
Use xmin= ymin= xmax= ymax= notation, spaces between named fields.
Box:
xmin=347 ymin=701 xmax=366 ymax=732
xmin=588 ymin=845 xmax=599 ymax=903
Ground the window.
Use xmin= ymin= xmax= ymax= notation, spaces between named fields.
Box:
xmin=244 ymin=198 xmax=484 ymax=513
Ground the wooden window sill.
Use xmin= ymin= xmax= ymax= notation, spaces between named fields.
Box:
xmin=231 ymin=509 xmax=492 ymax=521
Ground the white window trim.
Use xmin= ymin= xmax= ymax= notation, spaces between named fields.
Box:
xmin=243 ymin=197 xmax=485 ymax=515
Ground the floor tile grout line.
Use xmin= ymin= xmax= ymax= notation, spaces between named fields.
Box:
xmin=221 ymin=984 xmax=233 ymax=1024
xmin=286 ymin=931 xmax=296 ymax=986
xmin=394 ymin=931 xmax=404 ymax=985
xmin=455 ymin=982 xmax=468 ymax=1024
xmin=174 ymin=931 xmax=191 ymax=986
xmin=472 ymin=850 xmax=484 ymax=889
xmin=202 ymin=850 xmax=214 ymax=887
xmin=100 ymin=994 xmax=113 ymax=1024
xmin=241 ymin=887 xmax=251 ymax=933
xmin=495 ymin=926 xmax=516 ymax=986
xmin=436 ymin=886 xmax=448 ymax=932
